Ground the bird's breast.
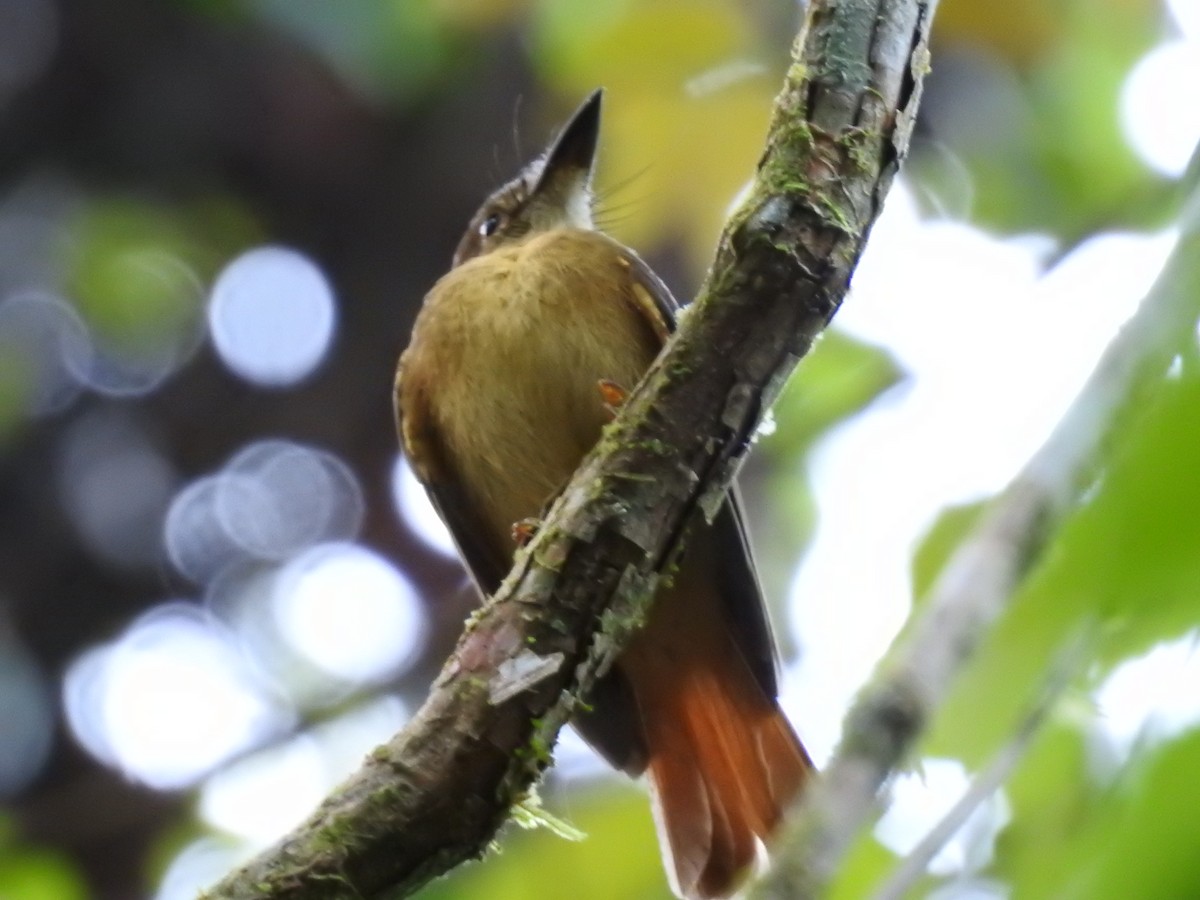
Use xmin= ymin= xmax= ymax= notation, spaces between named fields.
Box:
xmin=406 ymin=228 xmax=661 ymax=553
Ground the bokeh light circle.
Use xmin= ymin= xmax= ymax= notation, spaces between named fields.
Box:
xmin=198 ymin=734 xmax=327 ymax=847
xmin=70 ymin=250 xmax=207 ymax=397
xmin=198 ymin=696 xmax=408 ymax=845
xmin=1120 ymin=39 xmax=1200 ymax=177
xmin=391 ymin=455 xmax=456 ymax=557
xmin=271 ymin=542 xmax=425 ymax=683
xmin=209 ymin=246 xmax=336 ymax=386
xmin=217 ymin=439 xmax=363 ymax=560
xmin=165 ymin=440 xmax=363 ymax=583
xmin=164 ymin=476 xmax=244 ymax=584
xmin=155 ymin=838 xmax=247 ymax=900
xmin=63 ymin=603 xmax=281 ymax=788
xmin=0 ymin=290 xmax=91 ymax=416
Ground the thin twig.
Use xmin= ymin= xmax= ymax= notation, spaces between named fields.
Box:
xmin=869 ymin=631 xmax=1089 ymax=900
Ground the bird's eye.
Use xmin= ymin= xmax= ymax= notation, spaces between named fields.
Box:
xmin=479 ymin=213 xmax=502 ymax=237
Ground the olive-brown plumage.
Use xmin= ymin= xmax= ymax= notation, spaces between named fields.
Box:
xmin=395 ymin=90 xmax=812 ymax=899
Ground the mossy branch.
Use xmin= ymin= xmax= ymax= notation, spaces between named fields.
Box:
xmin=204 ymin=1 xmax=936 ymax=897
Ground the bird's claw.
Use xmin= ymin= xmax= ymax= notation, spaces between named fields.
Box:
xmin=598 ymin=379 xmax=628 ymax=420
xmin=512 ymin=517 xmax=541 ymax=546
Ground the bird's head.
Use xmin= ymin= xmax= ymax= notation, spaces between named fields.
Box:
xmin=452 ymin=89 xmax=602 ymax=267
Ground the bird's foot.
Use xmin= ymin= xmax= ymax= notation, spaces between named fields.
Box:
xmin=511 ymin=517 xmax=541 ymax=546
xmin=598 ymin=379 xmax=628 ymax=420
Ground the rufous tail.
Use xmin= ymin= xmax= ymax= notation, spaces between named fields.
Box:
xmin=638 ymin=659 xmax=812 ymax=899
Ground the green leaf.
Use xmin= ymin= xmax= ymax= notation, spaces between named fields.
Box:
xmin=991 ymin=722 xmax=1094 ymax=896
xmin=1008 ymin=727 xmax=1200 ymax=898
xmin=926 ymin=368 xmax=1200 ymax=763
xmin=763 ymin=329 xmax=905 ymax=460
xmin=912 ymin=0 xmax=1162 ymax=238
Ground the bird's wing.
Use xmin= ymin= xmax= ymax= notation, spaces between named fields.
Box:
xmin=713 ymin=483 xmax=779 ymax=696
xmin=394 ymin=364 xmax=510 ymax=597
xmin=395 ymin=242 xmax=781 ymax=709
xmin=617 ymin=247 xmax=780 ymax=698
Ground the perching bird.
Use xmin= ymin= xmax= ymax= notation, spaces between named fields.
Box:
xmin=394 ymin=89 xmax=812 ymax=899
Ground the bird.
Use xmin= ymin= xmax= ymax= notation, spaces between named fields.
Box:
xmin=394 ymin=88 xmax=812 ymax=899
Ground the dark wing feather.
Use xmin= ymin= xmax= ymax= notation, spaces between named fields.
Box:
xmin=617 ymin=247 xmax=681 ymax=333
xmin=422 ymin=471 xmax=510 ymax=597
xmin=713 ymin=487 xmax=780 ymax=697
xmin=619 ymin=248 xmax=782 ymax=700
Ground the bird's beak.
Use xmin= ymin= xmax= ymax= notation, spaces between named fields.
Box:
xmin=533 ymin=88 xmax=603 ymax=202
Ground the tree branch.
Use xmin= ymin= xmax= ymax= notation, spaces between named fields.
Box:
xmin=750 ymin=148 xmax=1200 ymax=899
xmin=868 ymin=631 xmax=1085 ymax=900
xmin=204 ymin=1 xmax=936 ymax=897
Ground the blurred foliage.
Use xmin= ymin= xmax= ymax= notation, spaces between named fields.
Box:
xmin=532 ymin=0 xmax=778 ymax=268
xmin=929 ymin=363 xmax=1200 ymax=765
xmin=909 ymin=499 xmax=987 ymax=605
xmin=935 ymin=0 xmax=1160 ymax=69
xmin=65 ymin=197 xmax=260 ymax=363
xmin=1010 ymin=727 xmax=1200 ymax=898
xmin=935 ymin=0 xmax=1068 ymax=65
xmin=766 ymin=332 xmax=906 ymax=462
xmin=833 ymin=225 xmax=1200 ymax=895
xmin=827 ymin=833 xmax=903 ymax=900
xmin=0 ymin=343 xmax=35 ymax=443
xmin=914 ymin=0 xmax=1165 ymax=236
xmin=423 ymin=783 xmax=672 ymax=900
xmin=753 ymin=332 xmax=904 ymax=605
xmin=244 ymin=1 xmax=469 ymax=103
xmin=0 ymin=819 xmax=88 ymax=900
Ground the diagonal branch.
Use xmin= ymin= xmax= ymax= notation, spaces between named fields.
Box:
xmin=868 ymin=630 xmax=1087 ymax=900
xmin=751 ymin=145 xmax=1200 ymax=899
xmin=204 ymin=1 xmax=937 ymax=897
